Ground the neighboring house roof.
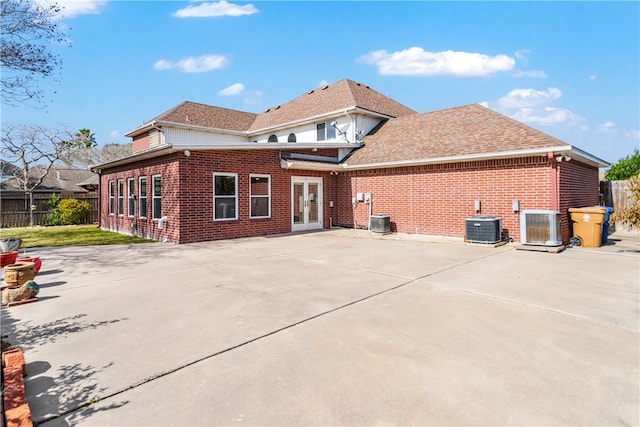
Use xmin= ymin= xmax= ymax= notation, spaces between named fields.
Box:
xmin=248 ymin=79 xmax=417 ymax=132
xmin=0 ymin=167 xmax=97 ymax=193
xmin=147 ymin=101 xmax=258 ymax=132
xmin=345 ymin=104 xmax=574 ymax=166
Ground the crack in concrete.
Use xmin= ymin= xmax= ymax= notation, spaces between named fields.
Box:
xmin=35 ymin=248 xmax=507 ymax=425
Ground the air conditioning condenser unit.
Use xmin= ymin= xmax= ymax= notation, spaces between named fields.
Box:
xmin=465 ymin=215 xmax=502 ymax=244
xmin=520 ymin=210 xmax=562 ymax=246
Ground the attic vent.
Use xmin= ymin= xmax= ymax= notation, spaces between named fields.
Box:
xmin=307 ymin=90 xmax=314 ymax=94
xmin=275 ymin=105 xmax=281 ymax=110
xmin=322 ymin=85 xmax=329 ymax=90
xmin=264 ymin=108 xmax=271 ymax=113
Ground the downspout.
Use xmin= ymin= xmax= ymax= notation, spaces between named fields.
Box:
xmin=95 ymin=169 xmax=102 ymax=229
xmin=548 ymin=152 xmax=559 ymax=211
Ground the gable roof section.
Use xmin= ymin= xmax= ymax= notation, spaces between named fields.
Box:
xmin=344 ymin=104 xmax=573 ymax=166
xmin=248 ymin=79 xmax=417 ymax=132
xmin=141 ymin=101 xmax=258 ymax=133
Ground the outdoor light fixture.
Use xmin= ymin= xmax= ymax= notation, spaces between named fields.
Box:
xmin=555 ymin=154 xmax=572 ymax=162
xmin=184 ymin=150 xmax=191 ymax=157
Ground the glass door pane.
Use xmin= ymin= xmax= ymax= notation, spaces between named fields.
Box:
xmin=308 ymin=183 xmax=318 ymax=224
xmin=293 ymin=182 xmax=304 ymax=225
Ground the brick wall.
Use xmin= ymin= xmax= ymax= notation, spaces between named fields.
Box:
xmin=98 ymin=149 xmax=337 ymax=243
xmin=98 ymin=151 xmax=600 ymax=244
xmin=132 ymin=133 xmax=150 ymax=153
xmin=335 ymin=156 xmax=555 ymax=242
xmin=98 ymin=154 xmax=181 ymax=243
xmin=558 ymin=160 xmax=600 ymax=242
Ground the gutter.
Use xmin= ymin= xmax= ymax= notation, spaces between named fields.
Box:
xmin=342 ymin=146 xmax=609 ymax=170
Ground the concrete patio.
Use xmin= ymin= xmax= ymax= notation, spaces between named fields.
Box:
xmin=1 ymin=229 xmax=638 ymax=426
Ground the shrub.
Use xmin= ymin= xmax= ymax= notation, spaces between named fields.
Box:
xmin=59 ymin=199 xmax=91 ymax=225
xmin=43 ymin=194 xmax=62 ymax=226
xmin=605 ymin=149 xmax=640 ymax=181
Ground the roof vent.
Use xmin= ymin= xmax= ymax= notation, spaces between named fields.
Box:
xmin=264 ymin=108 xmax=271 ymax=113
xmin=307 ymin=90 xmax=314 ymax=94
xmin=275 ymin=105 xmax=281 ymax=110
xmin=322 ymin=85 xmax=329 ymax=90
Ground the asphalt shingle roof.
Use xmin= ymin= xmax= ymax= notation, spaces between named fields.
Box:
xmin=153 ymin=101 xmax=258 ymax=132
xmin=345 ymin=104 xmax=570 ymax=166
xmin=147 ymin=79 xmax=417 ymax=135
xmin=248 ymin=79 xmax=417 ymax=132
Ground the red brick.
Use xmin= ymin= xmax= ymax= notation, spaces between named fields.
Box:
xmin=4 ymin=403 xmax=32 ymax=427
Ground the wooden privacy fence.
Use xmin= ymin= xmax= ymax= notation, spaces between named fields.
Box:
xmin=0 ymin=193 xmax=98 ymax=228
xmin=600 ymin=180 xmax=636 ymax=232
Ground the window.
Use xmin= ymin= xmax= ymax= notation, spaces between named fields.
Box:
xmin=316 ymin=122 xmax=336 ymax=141
xmin=127 ymin=178 xmax=135 ymax=217
xmin=108 ymin=180 xmax=115 ymax=215
xmin=287 ymin=133 xmax=296 ymax=143
xmin=152 ymin=175 xmax=161 ymax=219
xmin=139 ymin=177 xmax=147 ymax=219
xmin=214 ymin=173 xmax=237 ymax=220
xmin=250 ymin=175 xmax=270 ymax=218
xmin=117 ymin=179 xmax=124 ymax=215
xmin=268 ymin=134 xmax=278 ymax=143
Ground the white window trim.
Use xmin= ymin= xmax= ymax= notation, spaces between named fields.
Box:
xmin=213 ymin=172 xmax=238 ymax=221
xmin=316 ymin=121 xmax=336 ymax=141
xmin=139 ymin=176 xmax=147 ymax=219
xmin=249 ymin=174 xmax=271 ymax=219
xmin=108 ymin=180 xmax=115 ymax=215
xmin=127 ymin=177 xmax=135 ymax=218
xmin=152 ymin=174 xmax=162 ymax=220
xmin=117 ymin=179 xmax=124 ymax=216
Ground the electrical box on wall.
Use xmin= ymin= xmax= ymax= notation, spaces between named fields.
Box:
xmin=356 ymin=192 xmax=364 ymax=202
xmin=364 ymin=193 xmax=372 ymax=203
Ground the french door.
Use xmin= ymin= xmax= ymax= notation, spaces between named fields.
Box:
xmin=291 ymin=177 xmax=323 ymax=232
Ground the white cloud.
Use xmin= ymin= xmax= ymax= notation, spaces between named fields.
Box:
xmin=626 ymin=129 xmax=640 ymax=140
xmin=598 ymin=121 xmax=616 ymax=131
xmin=219 ymin=83 xmax=244 ymax=96
xmin=513 ymin=70 xmax=547 ymax=78
xmin=359 ymin=47 xmax=515 ymax=77
xmin=478 ymin=101 xmax=489 ymax=108
xmin=511 ymin=107 xmax=583 ymax=126
xmin=589 ymin=74 xmax=598 ymax=81
xmin=498 ymin=87 xmax=562 ymax=109
xmin=37 ymin=0 xmax=107 ymax=20
xmin=243 ymin=90 xmax=263 ymax=105
xmin=318 ymin=80 xmax=329 ymax=87
xmin=173 ymin=0 xmax=258 ymax=18
xmin=154 ymin=54 xmax=227 ymax=73
xmin=515 ymin=49 xmax=530 ymax=60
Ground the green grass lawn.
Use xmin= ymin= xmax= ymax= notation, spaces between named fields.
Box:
xmin=0 ymin=225 xmax=155 ymax=248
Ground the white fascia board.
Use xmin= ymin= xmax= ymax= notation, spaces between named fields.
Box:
xmin=124 ymin=120 xmax=158 ymax=138
xmin=280 ymin=159 xmax=341 ymax=172
xmin=125 ymin=120 xmax=248 ymax=138
xmin=567 ymin=146 xmax=610 ymax=168
xmin=180 ymin=142 xmax=362 ymax=150
xmin=342 ymin=146 xmax=573 ymax=170
xmin=90 ymin=145 xmax=175 ymax=172
xmin=156 ymin=121 xmax=248 ymax=137
xmin=249 ymin=107 xmax=396 ymax=136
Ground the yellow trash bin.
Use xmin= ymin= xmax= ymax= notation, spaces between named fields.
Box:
xmin=568 ymin=207 xmax=606 ymax=248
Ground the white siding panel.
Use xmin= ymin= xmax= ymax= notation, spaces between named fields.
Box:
xmin=165 ymin=128 xmax=249 ymax=147
xmin=253 ymin=113 xmax=383 ymax=144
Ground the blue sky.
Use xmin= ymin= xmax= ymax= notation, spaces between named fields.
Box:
xmin=3 ymin=0 xmax=639 ymax=166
